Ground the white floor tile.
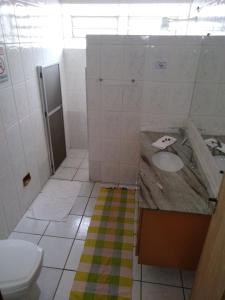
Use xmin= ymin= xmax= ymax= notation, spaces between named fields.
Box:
xmin=45 ymin=215 xmax=82 ymax=238
xmin=182 ymin=270 xmax=195 ymax=288
xmin=39 ymin=236 xmax=73 ymax=268
xmin=54 ymin=270 xmax=75 ymax=300
xmin=52 ymin=167 xmax=77 ymax=180
xmin=35 ymin=267 xmax=62 ymax=300
xmin=80 ymin=158 xmax=89 ymax=169
xmin=70 ymin=196 xmax=89 ymax=216
xmin=142 ymin=265 xmax=182 ymax=287
xmin=84 ymin=197 xmax=96 ymax=217
xmin=14 ymin=217 xmax=49 ymax=235
xmin=76 ymin=217 xmax=91 ymax=240
xmin=133 ymin=249 xmax=141 ymax=281
xmin=78 ymin=182 xmax=94 ymax=197
xmin=41 ymin=179 xmax=81 ymax=198
xmin=184 ymin=288 xmax=191 ymax=300
xmin=61 ymin=157 xmax=83 ymax=168
xmin=8 ymin=232 xmax=41 ymax=244
xmin=90 ymin=182 xmax=118 ymax=197
xmin=142 ymin=282 xmax=184 ymax=300
xmin=73 ymin=169 xmax=89 ymax=182
xmin=132 ymin=281 xmax=141 ymax=300
xmin=65 ymin=239 xmax=85 ymax=270
xmin=68 ymin=149 xmax=87 ymax=159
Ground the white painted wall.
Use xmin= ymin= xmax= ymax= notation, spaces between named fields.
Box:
xmin=0 ymin=0 xmax=63 ymax=238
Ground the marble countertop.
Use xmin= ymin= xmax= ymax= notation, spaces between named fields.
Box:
xmin=139 ymin=131 xmax=213 ymax=215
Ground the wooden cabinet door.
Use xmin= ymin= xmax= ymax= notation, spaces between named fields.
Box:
xmin=191 ymin=176 xmax=225 ymax=300
xmin=137 ymin=209 xmax=210 ymax=270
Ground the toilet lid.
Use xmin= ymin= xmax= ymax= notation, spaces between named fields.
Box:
xmin=0 ymin=239 xmax=43 ymax=292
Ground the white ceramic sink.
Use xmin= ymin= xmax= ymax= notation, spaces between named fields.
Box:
xmin=214 ymin=155 xmax=225 ymax=172
xmin=152 ymin=151 xmax=184 ymax=172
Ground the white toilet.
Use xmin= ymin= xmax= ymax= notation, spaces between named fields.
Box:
xmin=0 ymin=239 xmax=43 ymax=300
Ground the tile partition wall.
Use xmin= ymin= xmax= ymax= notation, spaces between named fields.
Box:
xmin=0 ymin=0 xmax=64 ymax=238
xmin=86 ymin=35 xmax=203 ymax=184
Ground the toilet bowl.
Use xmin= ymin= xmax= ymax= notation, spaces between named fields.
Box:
xmin=0 ymin=239 xmax=43 ymax=300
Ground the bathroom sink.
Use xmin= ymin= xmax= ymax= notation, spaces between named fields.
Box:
xmin=214 ymin=155 xmax=225 ymax=172
xmin=152 ymin=151 xmax=184 ymax=172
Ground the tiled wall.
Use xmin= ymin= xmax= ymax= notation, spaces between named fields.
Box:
xmin=190 ymin=37 xmax=225 ymax=135
xmin=86 ymin=35 xmax=203 ymax=184
xmin=0 ymin=0 xmax=63 ymax=238
xmin=63 ymin=49 xmax=88 ymax=148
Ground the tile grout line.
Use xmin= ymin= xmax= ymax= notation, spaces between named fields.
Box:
xmin=180 ymin=269 xmax=186 ymax=300
xmin=141 ymin=279 xmax=185 ymax=289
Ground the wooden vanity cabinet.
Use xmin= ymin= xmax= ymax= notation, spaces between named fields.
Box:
xmin=137 ymin=208 xmax=211 ymax=270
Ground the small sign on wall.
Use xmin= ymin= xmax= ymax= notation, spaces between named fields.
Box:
xmin=0 ymin=46 xmax=8 ymax=83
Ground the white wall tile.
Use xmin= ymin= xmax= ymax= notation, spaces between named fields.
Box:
xmin=100 ymin=45 xmax=124 ymax=80
xmin=169 ymin=83 xmax=193 ymax=115
xmin=0 ymin=86 xmax=17 ymax=129
xmin=20 ymin=44 xmax=35 ymax=79
xmin=216 ymin=84 xmax=225 ymax=116
xmin=0 ymin=114 xmax=5 ymax=144
xmin=86 ymin=45 xmax=100 ymax=79
xmin=89 ymin=138 xmax=102 ymax=161
xmin=6 ymin=124 xmax=27 ymax=209
xmin=101 ymin=80 xmax=123 ymax=111
xmin=120 ymin=164 xmax=138 ymax=184
xmin=87 ymin=110 xmax=102 ymax=139
xmin=32 ymin=44 xmax=44 ymax=67
xmin=174 ymin=46 xmax=201 ymax=82
xmin=66 ymin=90 xmax=86 ymax=112
xmin=68 ymin=111 xmax=87 ymax=148
xmin=102 ymin=138 xmax=120 ymax=162
xmin=6 ymin=44 xmax=24 ymax=84
xmin=89 ymin=160 xmax=101 ymax=182
xmin=0 ymin=169 xmax=22 ymax=232
xmin=101 ymin=162 xmax=120 ymax=183
xmin=0 ymin=137 xmax=11 ymax=180
xmin=86 ymin=79 xmax=101 ymax=111
xmin=120 ymin=140 xmax=140 ymax=164
xmin=32 ymin=110 xmax=50 ymax=187
xmin=121 ymin=112 xmax=140 ymax=140
xmin=102 ymin=111 xmax=121 ymax=139
xmin=141 ymin=113 xmax=186 ymax=132
xmin=123 ymin=46 xmax=146 ymax=80
xmin=191 ymin=83 xmax=219 ymax=115
xmin=26 ymin=78 xmax=41 ymax=112
xmin=122 ymin=82 xmax=142 ymax=112
xmin=0 ymin=0 xmax=63 ymax=237
xmin=13 ymin=82 xmax=29 ymax=121
xmin=0 ymin=201 xmax=9 ymax=239
xmin=144 ymin=82 xmax=170 ymax=114
xmin=197 ymin=46 xmax=225 ymax=83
